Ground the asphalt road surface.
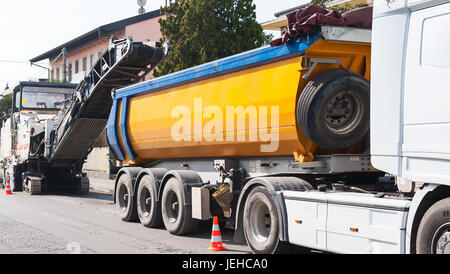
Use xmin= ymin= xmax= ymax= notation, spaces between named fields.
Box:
xmin=0 ymin=189 xmax=251 ymax=254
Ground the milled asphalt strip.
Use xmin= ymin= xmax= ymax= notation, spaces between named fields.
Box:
xmin=0 ymin=196 xmax=145 ymax=254
xmin=0 ymin=194 xmax=186 ymax=254
xmin=0 ymin=215 xmax=97 ymax=254
xmin=0 ymin=192 xmax=250 ymax=254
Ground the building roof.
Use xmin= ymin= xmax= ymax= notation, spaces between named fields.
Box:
xmin=274 ymin=4 xmax=310 ymax=18
xmin=30 ymin=9 xmax=161 ymax=63
xmin=261 ymin=4 xmax=309 ymax=31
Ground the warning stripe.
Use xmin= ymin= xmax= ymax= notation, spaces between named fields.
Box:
xmin=16 ymin=144 xmax=29 ymax=151
xmin=211 ymin=236 xmax=222 ymax=243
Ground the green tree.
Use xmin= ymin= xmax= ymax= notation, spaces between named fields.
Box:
xmin=0 ymin=94 xmax=12 ymax=121
xmin=155 ymin=0 xmax=270 ymax=77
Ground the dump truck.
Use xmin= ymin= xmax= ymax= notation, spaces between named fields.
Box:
xmin=108 ymin=22 xmax=382 ymax=252
xmin=0 ymin=38 xmax=168 ymax=194
xmin=3 ymin=0 xmax=449 ymax=255
xmin=109 ymin=1 xmax=450 ymax=254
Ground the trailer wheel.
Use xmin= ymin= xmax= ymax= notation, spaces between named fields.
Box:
xmin=416 ymin=198 xmax=450 ymax=254
xmin=116 ymin=174 xmax=138 ymax=222
xmin=161 ymin=177 xmax=199 ymax=235
xmin=137 ymin=175 xmax=163 ymax=228
xmin=243 ymin=186 xmax=291 ymax=254
xmin=297 ymin=69 xmax=370 ymax=150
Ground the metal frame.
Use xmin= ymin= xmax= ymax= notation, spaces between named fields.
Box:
xmin=302 ymin=57 xmax=343 ymax=80
xmin=148 ymin=154 xmax=378 ymax=185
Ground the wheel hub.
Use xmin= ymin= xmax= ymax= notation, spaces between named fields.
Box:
xmin=165 ymin=190 xmax=180 ymax=223
xmin=139 ymin=187 xmax=152 ymax=217
xmin=436 ymin=231 xmax=450 ymax=254
xmin=250 ymin=200 xmax=271 ymax=243
xmin=118 ymin=184 xmax=129 ymax=212
xmin=172 ymin=202 xmax=179 ymax=211
xmin=325 ymin=91 xmax=364 ymax=135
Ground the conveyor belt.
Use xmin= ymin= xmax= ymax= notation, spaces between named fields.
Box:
xmin=50 ymin=38 xmax=167 ymax=161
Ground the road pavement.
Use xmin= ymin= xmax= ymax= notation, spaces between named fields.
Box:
xmin=0 ymin=188 xmax=251 ymax=254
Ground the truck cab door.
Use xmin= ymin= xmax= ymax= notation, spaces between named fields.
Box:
xmin=402 ymin=2 xmax=450 ymax=185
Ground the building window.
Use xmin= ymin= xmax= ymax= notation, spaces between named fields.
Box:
xmin=51 ymin=69 xmax=54 ymax=81
xmin=82 ymin=56 xmax=87 ymax=72
xmin=75 ymin=59 xmax=79 ymax=74
xmin=98 ymin=51 xmax=103 ymax=60
xmin=68 ymin=63 xmax=73 ymax=82
xmin=90 ymin=54 xmax=95 ymax=69
xmin=56 ymin=67 xmax=60 ymax=81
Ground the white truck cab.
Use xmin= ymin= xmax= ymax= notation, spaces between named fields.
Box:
xmin=371 ymin=0 xmax=450 ymax=188
xmin=282 ymin=0 xmax=450 ymax=254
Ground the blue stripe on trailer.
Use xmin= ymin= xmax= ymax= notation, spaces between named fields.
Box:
xmin=114 ymin=35 xmax=319 ymax=100
xmin=106 ymin=99 xmax=125 ymax=161
xmin=119 ymin=97 xmax=138 ymax=160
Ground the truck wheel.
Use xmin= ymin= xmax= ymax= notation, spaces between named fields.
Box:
xmin=416 ymin=198 xmax=450 ymax=254
xmin=297 ymin=69 xmax=370 ymax=150
xmin=161 ymin=177 xmax=199 ymax=235
xmin=243 ymin=186 xmax=291 ymax=254
xmin=74 ymin=177 xmax=90 ymax=195
xmin=28 ymin=177 xmax=42 ymax=195
xmin=137 ymin=175 xmax=163 ymax=228
xmin=116 ymin=174 xmax=138 ymax=222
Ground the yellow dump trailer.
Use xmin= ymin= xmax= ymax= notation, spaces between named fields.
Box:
xmin=110 ymin=26 xmax=382 ymax=253
xmin=108 ymin=26 xmax=372 ymax=165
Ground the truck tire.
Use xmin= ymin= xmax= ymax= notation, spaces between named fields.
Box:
xmin=137 ymin=175 xmax=163 ymax=228
xmin=28 ymin=177 xmax=42 ymax=195
xmin=416 ymin=198 xmax=450 ymax=254
xmin=74 ymin=177 xmax=90 ymax=195
xmin=116 ymin=174 xmax=138 ymax=222
xmin=161 ymin=177 xmax=199 ymax=235
xmin=297 ymin=69 xmax=370 ymax=150
xmin=243 ymin=186 xmax=292 ymax=254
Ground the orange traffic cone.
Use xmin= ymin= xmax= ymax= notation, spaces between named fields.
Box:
xmin=5 ymin=179 xmax=13 ymax=195
xmin=208 ymin=216 xmax=228 ymax=252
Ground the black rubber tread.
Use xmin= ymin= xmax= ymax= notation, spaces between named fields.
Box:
xmin=416 ymin=198 xmax=450 ymax=254
xmin=297 ymin=68 xmax=370 ymax=150
xmin=28 ymin=178 xmax=42 ymax=196
xmin=161 ymin=177 xmax=199 ymax=236
xmin=243 ymin=186 xmax=294 ymax=254
xmin=116 ymin=174 xmax=139 ymax=222
xmin=74 ymin=178 xmax=90 ymax=195
xmin=137 ymin=175 xmax=163 ymax=228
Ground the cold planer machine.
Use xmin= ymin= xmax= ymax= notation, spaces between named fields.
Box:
xmin=11 ymin=38 xmax=168 ymax=194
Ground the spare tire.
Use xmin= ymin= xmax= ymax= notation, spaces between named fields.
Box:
xmin=297 ymin=68 xmax=370 ymax=150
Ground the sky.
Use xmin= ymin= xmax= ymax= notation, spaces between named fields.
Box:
xmin=0 ymin=0 xmax=309 ymax=92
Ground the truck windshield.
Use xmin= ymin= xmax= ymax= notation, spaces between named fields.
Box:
xmin=20 ymin=86 xmax=74 ymax=110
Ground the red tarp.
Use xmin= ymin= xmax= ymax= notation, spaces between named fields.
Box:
xmin=270 ymin=4 xmax=373 ymax=47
